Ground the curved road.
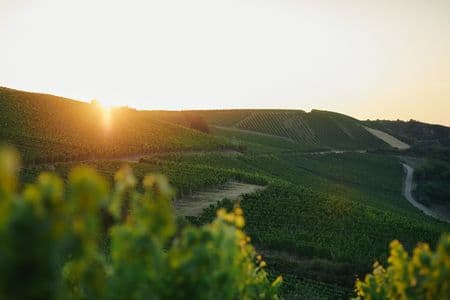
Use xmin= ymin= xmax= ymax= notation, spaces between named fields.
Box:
xmin=402 ymin=163 xmax=450 ymax=223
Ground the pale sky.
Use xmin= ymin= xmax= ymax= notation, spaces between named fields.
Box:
xmin=1 ymin=0 xmax=449 ymax=125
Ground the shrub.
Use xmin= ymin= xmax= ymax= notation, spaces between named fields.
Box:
xmin=355 ymin=234 xmax=450 ymax=299
xmin=0 ymin=147 xmax=281 ymax=300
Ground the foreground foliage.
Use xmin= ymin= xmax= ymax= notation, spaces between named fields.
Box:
xmin=0 ymin=147 xmax=281 ymax=300
xmin=356 ymin=235 xmax=450 ymax=299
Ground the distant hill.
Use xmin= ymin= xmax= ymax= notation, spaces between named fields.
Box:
xmin=0 ymin=87 xmax=231 ymax=163
xmin=364 ymin=119 xmax=450 ymax=148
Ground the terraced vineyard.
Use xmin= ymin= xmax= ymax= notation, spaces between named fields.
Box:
xmin=154 ymin=109 xmax=391 ymax=150
xmin=235 ymin=111 xmax=319 ymax=144
xmin=210 ymin=126 xmax=324 ymax=153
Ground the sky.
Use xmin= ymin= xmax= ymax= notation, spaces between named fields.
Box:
xmin=1 ymin=0 xmax=449 ymax=125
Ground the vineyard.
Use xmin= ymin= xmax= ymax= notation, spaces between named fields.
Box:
xmin=2 ymin=87 xmax=450 ymax=299
xmin=210 ymin=126 xmax=324 ymax=153
xmin=0 ymin=87 xmax=393 ymax=159
xmin=0 ymin=148 xmax=281 ymax=300
xmin=152 ymin=109 xmax=391 ymax=150
xmin=20 ymin=150 xmax=450 ymax=299
xmin=0 ymin=87 xmax=233 ymax=163
xmin=234 ymin=111 xmax=320 ymax=144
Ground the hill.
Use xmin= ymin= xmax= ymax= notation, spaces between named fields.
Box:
xmin=2 ymin=86 xmax=449 ymax=298
xmin=364 ymin=119 xmax=450 ymax=148
xmin=0 ymin=87 xmax=232 ymax=163
xmin=1 ymin=87 xmax=394 ymax=161
xmin=148 ymin=109 xmax=391 ymax=150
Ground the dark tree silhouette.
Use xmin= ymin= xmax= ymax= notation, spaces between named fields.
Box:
xmin=184 ymin=113 xmax=210 ymax=133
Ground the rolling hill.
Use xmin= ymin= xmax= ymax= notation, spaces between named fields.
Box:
xmin=0 ymin=87 xmax=232 ymax=163
xmin=2 ymin=86 xmax=449 ymax=299
xmin=0 ymin=88 xmax=394 ymax=162
xmin=149 ymin=109 xmax=391 ymax=150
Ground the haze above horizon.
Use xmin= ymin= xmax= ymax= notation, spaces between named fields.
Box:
xmin=1 ymin=0 xmax=449 ymax=126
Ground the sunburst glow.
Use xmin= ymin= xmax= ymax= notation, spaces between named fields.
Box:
xmin=101 ymin=106 xmax=112 ymax=132
xmin=91 ymin=99 xmax=113 ymax=131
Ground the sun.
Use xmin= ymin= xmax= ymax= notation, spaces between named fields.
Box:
xmin=91 ymin=99 xmax=113 ymax=131
xmin=101 ymin=105 xmax=112 ymax=131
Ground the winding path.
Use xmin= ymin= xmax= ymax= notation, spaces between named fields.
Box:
xmin=402 ymin=163 xmax=450 ymax=223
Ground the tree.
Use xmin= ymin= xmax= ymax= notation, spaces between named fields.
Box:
xmin=184 ymin=113 xmax=210 ymax=133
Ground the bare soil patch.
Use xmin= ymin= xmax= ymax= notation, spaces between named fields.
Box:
xmin=363 ymin=126 xmax=410 ymax=149
xmin=173 ymin=181 xmax=265 ymax=217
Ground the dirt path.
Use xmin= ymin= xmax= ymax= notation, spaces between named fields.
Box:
xmin=173 ymin=181 xmax=265 ymax=217
xmin=301 ymin=149 xmax=366 ymax=155
xmin=402 ymin=163 xmax=450 ymax=223
xmin=364 ymin=126 xmax=410 ymax=149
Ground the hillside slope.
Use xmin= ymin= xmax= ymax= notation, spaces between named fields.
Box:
xmin=364 ymin=119 xmax=450 ymax=148
xmin=0 ymin=87 xmax=392 ymax=163
xmin=153 ymin=109 xmax=391 ymax=150
xmin=0 ymin=87 xmax=231 ymax=162
xmin=363 ymin=126 xmax=410 ymax=149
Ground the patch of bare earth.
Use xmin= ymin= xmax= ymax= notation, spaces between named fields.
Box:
xmin=363 ymin=126 xmax=410 ymax=150
xmin=173 ymin=181 xmax=265 ymax=217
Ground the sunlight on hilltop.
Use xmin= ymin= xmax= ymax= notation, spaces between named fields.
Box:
xmin=102 ymin=105 xmax=112 ymax=132
xmin=91 ymin=99 xmax=113 ymax=132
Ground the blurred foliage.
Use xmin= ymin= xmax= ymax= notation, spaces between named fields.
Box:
xmin=0 ymin=147 xmax=280 ymax=300
xmin=355 ymin=235 xmax=450 ymax=299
